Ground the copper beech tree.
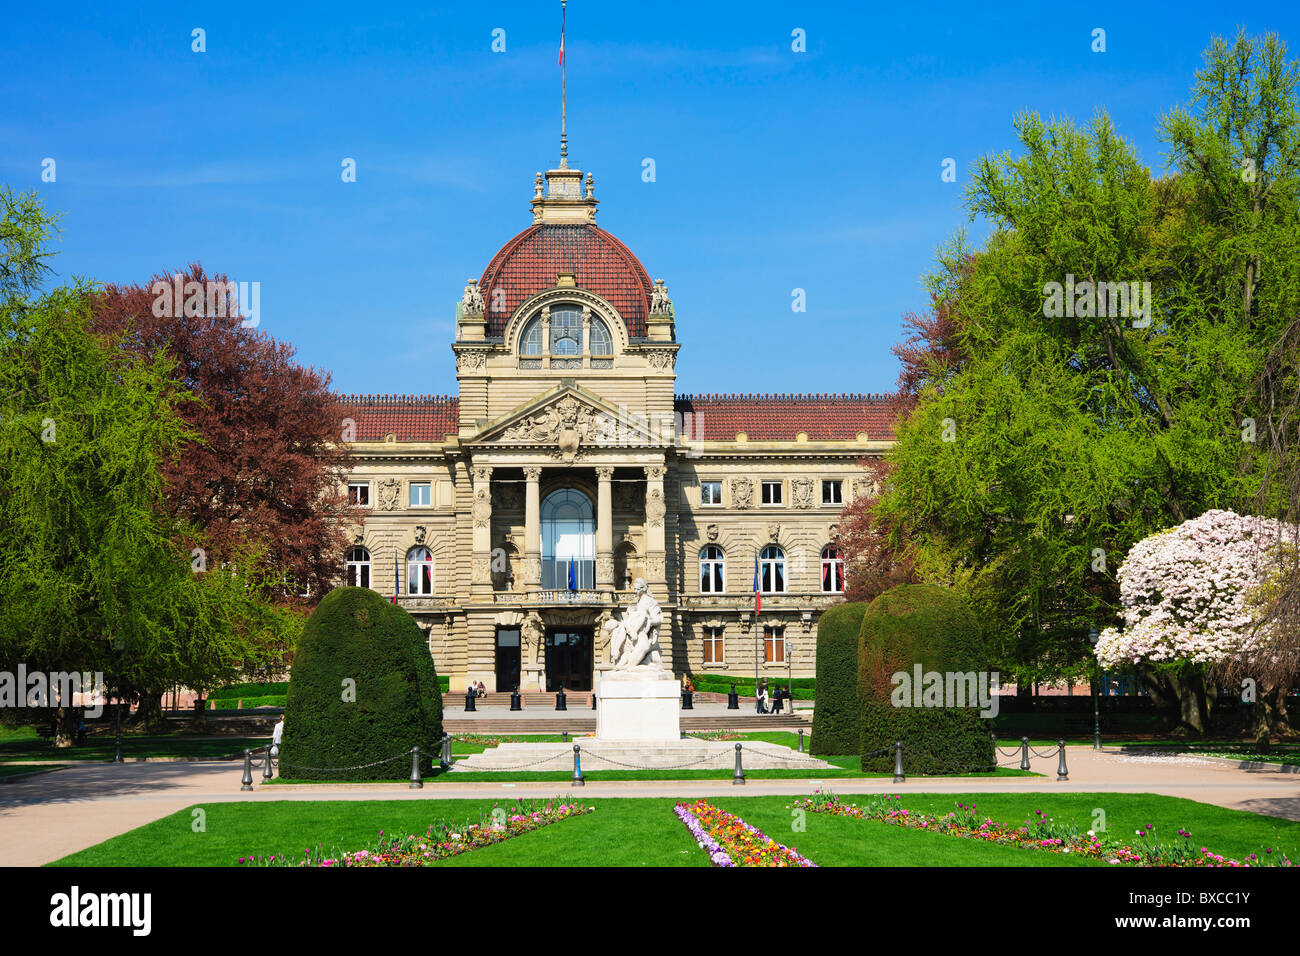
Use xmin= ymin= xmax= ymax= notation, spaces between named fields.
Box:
xmin=91 ymin=264 xmax=355 ymax=612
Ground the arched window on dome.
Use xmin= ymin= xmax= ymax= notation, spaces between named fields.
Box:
xmin=589 ymin=317 xmax=612 ymax=355
xmin=549 ymin=308 xmax=582 ymax=355
xmin=521 ymin=317 xmax=543 ymax=356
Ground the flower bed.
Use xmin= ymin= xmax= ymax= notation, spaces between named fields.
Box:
xmin=793 ymin=792 xmax=1297 ymax=867
xmin=675 ymin=800 xmax=817 ymax=867
xmin=238 ymin=798 xmax=593 ymax=867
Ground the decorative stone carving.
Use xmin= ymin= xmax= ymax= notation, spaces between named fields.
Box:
xmin=595 ymin=466 xmax=615 ymax=481
xmin=650 ymin=279 xmax=672 ymax=315
xmin=457 ymin=349 xmax=488 ymax=372
xmin=523 ymin=466 xmax=543 ymax=482
xmin=533 ymin=172 xmax=544 ymax=200
xmin=472 ymin=485 xmax=492 ymax=529
xmin=644 ymin=464 xmax=666 ymax=481
xmin=596 ymin=554 xmax=614 ymax=583
xmin=706 ymin=523 xmax=719 ymax=542
xmin=500 ymin=395 xmax=615 ymax=450
xmin=377 ymin=478 xmax=401 ymax=511
xmin=644 ymin=553 xmax=665 ymax=579
xmin=494 ymin=483 xmax=522 ymax=511
xmin=604 ymin=578 xmax=664 ymax=671
xmin=645 ymin=348 xmax=675 ymax=370
xmin=646 ymin=487 xmax=665 ymax=528
xmin=414 ymin=525 xmax=428 ymax=545
xmin=352 ymin=528 xmax=365 ymax=545
xmin=768 ymin=523 xmax=781 ymax=543
xmin=791 ymin=476 xmax=815 ymax=509
xmin=522 ymin=611 xmax=545 ymax=662
xmin=615 ymin=482 xmax=639 ymax=511
xmin=828 ymin=523 xmax=840 ymax=541
xmin=461 ymin=279 xmax=485 ymax=316
xmin=852 ymin=476 xmax=881 ymax=501
xmin=472 ymin=555 xmax=491 ymax=581
xmin=730 ymin=477 xmax=754 ymax=510
xmin=523 ymin=555 xmax=541 ymax=584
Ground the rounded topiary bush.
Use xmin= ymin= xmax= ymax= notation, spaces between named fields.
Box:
xmin=809 ymin=602 xmax=869 ymax=755
xmin=281 ymin=587 xmax=443 ymax=781
xmin=858 ymin=583 xmax=994 ymax=774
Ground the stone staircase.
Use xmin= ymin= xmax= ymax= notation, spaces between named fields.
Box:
xmin=449 ymin=738 xmax=832 ymax=772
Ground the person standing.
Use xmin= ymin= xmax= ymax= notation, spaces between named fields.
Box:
xmin=271 ymin=714 xmax=285 ymax=756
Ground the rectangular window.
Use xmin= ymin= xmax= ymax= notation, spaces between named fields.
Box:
xmin=763 ymin=626 xmax=785 ymax=663
xmin=409 ymin=482 xmax=431 ymax=507
xmin=761 ymin=480 xmax=783 ymax=505
xmin=703 ymin=627 xmax=725 ymax=664
xmin=822 ymin=480 xmax=842 ymax=505
xmin=700 ymin=481 xmax=723 ymax=506
xmin=349 ymin=482 xmax=370 ymax=506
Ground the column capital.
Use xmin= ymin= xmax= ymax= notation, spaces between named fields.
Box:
xmin=473 ymin=463 xmax=493 ymax=483
xmin=595 ymin=465 xmax=615 ymax=481
xmin=644 ymin=464 xmax=667 ymax=481
xmin=523 ymin=466 xmax=543 ymax=481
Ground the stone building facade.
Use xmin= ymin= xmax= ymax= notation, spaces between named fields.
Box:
xmin=338 ymin=157 xmax=894 ymax=694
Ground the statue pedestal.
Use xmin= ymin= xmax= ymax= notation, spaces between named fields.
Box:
xmin=596 ymin=669 xmax=680 ymax=742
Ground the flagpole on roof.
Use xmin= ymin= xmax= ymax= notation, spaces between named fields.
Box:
xmin=559 ymin=0 xmax=568 ymax=167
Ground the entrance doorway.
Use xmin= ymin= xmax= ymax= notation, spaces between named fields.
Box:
xmin=545 ymin=629 xmax=592 ymax=691
xmin=495 ymin=628 xmax=521 ymax=692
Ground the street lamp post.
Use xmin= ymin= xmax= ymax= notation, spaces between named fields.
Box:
xmin=112 ymin=637 xmax=124 ymax=763
xmin=1089 ymin=627 xmax=1101 ymax=750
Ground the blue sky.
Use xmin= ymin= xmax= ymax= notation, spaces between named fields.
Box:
xmin=3 ymin=2 xmax=1298 ymax=398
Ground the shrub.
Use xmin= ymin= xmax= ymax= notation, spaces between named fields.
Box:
xmin=280 ymin=587 xmax=443 ymax=781
xmin=809 ymin=602 xmax=869 ymax=755
xmin=858 ymin=583 xmax=994 ymax=774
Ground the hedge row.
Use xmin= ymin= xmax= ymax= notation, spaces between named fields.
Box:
xmin=210 ymin=682 xmax=289 ymax=700
xmin=809 ymin=602 xmax=869 ymax=755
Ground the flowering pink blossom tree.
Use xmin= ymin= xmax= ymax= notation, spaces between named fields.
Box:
xmin=1095 ymin=510 xmax=1296 ymax=735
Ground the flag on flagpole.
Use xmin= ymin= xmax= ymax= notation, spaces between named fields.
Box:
xmin=753 ymin=552 xmax=762 ymax=618
xmin=568 ymin=558 xmax=577 ymax=591
xmin=558 ymin=2 xmax=565 ymax=65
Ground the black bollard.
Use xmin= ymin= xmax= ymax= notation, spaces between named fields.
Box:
xmin=591 ymin=692 xmax=596 ymax=710
xmin=572 ymin=744 xmax=584 ymax=786
xmin=410 ymin=746 xmax=423 ymax=789
xmin=732 ymin=743 xmax=745 ymax=785
xmin=439 ymin=733 xmax=451 ymax=771
xmin=990 ymin=733 xmax=997 ymax=772
xmin=562 ymin=730 xmax=568 ymax=743
xmin=1020 ymin=736 xmax=1031 ymax=771
xmin=798 ymin=728 xmax=805 ymax=753
xmin=241 ymin=749 xmax=254 ymax=791
xmin=263 ymin=747 xmax=274 ymax=782
xmin=1056 ymin=739 xmax=1069 ymax=781
xmin=682 ymin=690 xmax=693 ymax=710
xmin=726 ymin=683 xmax=739 ymax=710
xmin=892 ymin=741 xmax=905 ymax=783
xmin=465 ymin=690 xmax=476 ymax=712
xmin=509 ymin=687 xmax=521 ymax=711
xmin=556 ymin=686 xmax=567 ymax=711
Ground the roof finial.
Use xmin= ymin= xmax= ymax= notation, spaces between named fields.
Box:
xmin=559 ymin=0 xmax=568 ymax=167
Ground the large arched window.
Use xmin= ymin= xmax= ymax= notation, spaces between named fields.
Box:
xmin=407 ymin=546 xmax=433 ymax=595
xmin=345 ymin=547 xmax=371 ymax=588
xmin=549 ymin=308 xmax=582 ymax=355
xmin=760 ymin=544 xmax=785 ymax=594
xmin=588 ymin=317 xmax=613 ymax=355
xmin=821 ymin=545 xmax=844 ymax=593
xmin=542 ymin=488 xmax=595 ymax=589
xmin=699 ymin=545 xmax=725 ymax=593
xmin=520 ymin=317 xmax=543 ymax=356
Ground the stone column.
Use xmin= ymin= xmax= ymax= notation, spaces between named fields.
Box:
xmin=523 ymin=466 xmax=542 ymax=588
xmin=644 ymin=463 xmax=667 ymax=586
xmin=471 ymin=464 xmax=493 ymax=590
xmin=596 ymin=466 xmax=614 ymax=589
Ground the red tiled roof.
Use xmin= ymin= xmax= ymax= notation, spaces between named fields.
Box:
xmin=336 ymin=394 xmax=459 ymax=442
xmin=334 ymin=393 xmax=895 ymax=443
xmin=674 ymin=393 xmax=896 ymax=442
xmin=479 ymin=224 xmax=653 ymax=337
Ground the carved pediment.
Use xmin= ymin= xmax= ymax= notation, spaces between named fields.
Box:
xmin=469 ymin=385 xmax=669 ymax=451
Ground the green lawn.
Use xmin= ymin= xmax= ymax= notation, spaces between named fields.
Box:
xmin=49 ymin=791 xmax=1300 ymax=868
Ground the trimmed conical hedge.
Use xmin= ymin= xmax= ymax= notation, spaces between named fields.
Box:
xmin=858 ymin=583 xmax=993 ymax=774
xmin=281 ymin=587 xmax=443 ymax=781
xmin=809 ymin=602 xmax=869 ymax=755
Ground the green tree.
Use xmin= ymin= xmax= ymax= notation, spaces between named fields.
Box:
xmin=874 ymin=33 xmax=1300 ymax=732
xmin=0 ymin=187 xmax=296 ymax=742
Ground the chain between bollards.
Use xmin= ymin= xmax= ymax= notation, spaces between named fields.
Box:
xmin=732 ymin=743 xmax=745 ymax=784
xmin=1056 ymin=739 xmax=1069 ymax=781
xmin=892 ymin=741 xmax=905 ymax=783
xmin=572 ymin=744 xmax=584 ymax=786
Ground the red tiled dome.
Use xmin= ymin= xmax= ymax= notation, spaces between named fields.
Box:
xmin=479 ymin=223 xmax=653 ymax=338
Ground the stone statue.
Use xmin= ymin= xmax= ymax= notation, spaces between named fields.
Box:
xmin=461 ymin=279 xmax=485 ymax=316
xmin=604 ymin=578 xmax=664 ymax=670
xmin=650 ymin=279 xmax=672 ymax=314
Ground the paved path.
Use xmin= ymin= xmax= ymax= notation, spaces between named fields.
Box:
xmin=2 ymin=748 xmax=1298 ymax=866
